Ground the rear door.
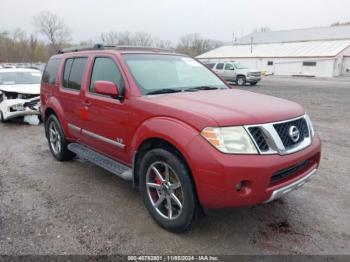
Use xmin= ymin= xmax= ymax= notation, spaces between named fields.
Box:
xmin=58 ymin=57 xmax=88 ymax=139
xmin=213 ymin=62 xmax=225 ymax=78
xmin=79 ymin=56 xmax=130 ymax=163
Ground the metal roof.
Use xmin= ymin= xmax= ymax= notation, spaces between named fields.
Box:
xmin=236 ymin=25 xmax=350 ymax=44
xmin=196 ymin=40 xmax=350 ymax=59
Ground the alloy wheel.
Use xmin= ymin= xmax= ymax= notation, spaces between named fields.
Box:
xmin=146 ymin=161 xmax=184 ymax=220
xmin=49 ymin=121 xmax=62 ymax=155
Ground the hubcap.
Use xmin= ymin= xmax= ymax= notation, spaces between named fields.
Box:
xmin=49 ymin=121 xmax=61 ymax=155
xmin=238 ymin=78 xmax=244 ymax=85
xmin=146 ymin=161 xmax=184 ymax=220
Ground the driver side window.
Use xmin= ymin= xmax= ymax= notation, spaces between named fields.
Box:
xmin=90 ymin=57 xmax=125 ymax=95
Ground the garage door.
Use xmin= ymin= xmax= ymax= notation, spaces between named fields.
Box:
xmin=342 ymin=57 xmax=350 ymax=76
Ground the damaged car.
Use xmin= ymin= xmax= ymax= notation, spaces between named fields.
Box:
xmin=0 ymin=68 xmax=41 ymax=125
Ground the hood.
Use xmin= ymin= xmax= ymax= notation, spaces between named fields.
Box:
xmin=143 ymin=89 xmax=304 ymax=128
xmin=0 ymin=84 xmax=40 ymax=95
xmin=237 ymin=68 xmax=260 ymax=74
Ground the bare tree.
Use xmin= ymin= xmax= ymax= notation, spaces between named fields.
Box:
xmin=132 ymin=32 xmax=153 ymax=46
xmin=33 ymin=11 xmax=71 ymax=53
xmin=176 ymin=33 xmax=223 ymax=57
xmin=100 ymin=31 xmax=133 ymax=45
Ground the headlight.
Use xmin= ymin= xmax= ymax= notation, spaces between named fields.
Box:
xmin=201 ymin=126 xmax=258 ymax=154
xmin=10 ymin=104 xmax=25 ymax=111
xmin=305 ymin=114 xmax=315 ymax=137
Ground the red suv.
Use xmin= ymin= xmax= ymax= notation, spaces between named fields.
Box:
xmin=40 ymin=45 xmax=321 ymax=232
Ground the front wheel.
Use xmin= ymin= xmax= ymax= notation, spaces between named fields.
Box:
xmin=250 ymin=82 xmax=258 ymax=86
xmin=139 ymin=148 xmax=197 ymax=232
xmin=236 ymin=76 xmax=246 ymax=86
xmin=0 ymin=111 xmax=6 ymax=123
xmin=45 ymin=114 xmax=75 ymax=161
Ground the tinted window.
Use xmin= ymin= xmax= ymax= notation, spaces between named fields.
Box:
xmin=90 ymin=57 xmax=124 ymax=94
xmin=224 ymin=63 xmax=234 ymax=70
xmin=303 ymin=61 xmax=316 ymax=66
xmin=267 ymin=61 xmax=273 ymax=66
xmin=42 ymin=59 xmax=60 ymax=84
xmin=62 ymin=58 xmax=73 ymax=88
xmin=216 ymin=63 xmax=224 ymax=70
xmin=205 ymin=63 xmax=215 ymax=69
xmin=63 ymin=58 xmax=87 ymax=90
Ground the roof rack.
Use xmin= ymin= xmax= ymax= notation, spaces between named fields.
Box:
xmin=57 ymin=44 xmax=175 ymax=54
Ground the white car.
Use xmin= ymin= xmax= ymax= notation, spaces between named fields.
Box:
xmin=0 ymin=68 xmax=42 ymax=124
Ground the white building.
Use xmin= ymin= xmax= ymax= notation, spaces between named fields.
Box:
xmin=197 ymin=26 xmax=350 ymax=78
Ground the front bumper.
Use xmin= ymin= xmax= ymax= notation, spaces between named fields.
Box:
xmin=0 ymin=97 xmax=40 ymax=120
xmin=247 ymin=76 xmax=261 ymax=82
xmin=185 ymin=134 xmax=321 ymax=209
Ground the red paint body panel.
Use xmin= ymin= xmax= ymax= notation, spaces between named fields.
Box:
xmin=40 ymin=50 xmax=322 ymax=209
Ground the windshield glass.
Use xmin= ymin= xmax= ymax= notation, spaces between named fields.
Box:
xmin=0 ymin=71 xmax=42 ymax=85
xmin=233 ymin=63 xmax=248 ymax=69
xmin=123 ymin=54 xmax=227 ymax=95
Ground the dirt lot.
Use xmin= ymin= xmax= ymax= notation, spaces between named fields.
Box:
xmin=0 ymin=76 xmax=349 ymax=255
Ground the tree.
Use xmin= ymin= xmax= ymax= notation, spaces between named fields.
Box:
xmin=176 ymin=33 xmax=223 ymax=57
xmin=33 ymin=11 xmax=71 ymax=53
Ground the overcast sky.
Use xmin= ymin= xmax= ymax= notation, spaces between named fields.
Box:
xmin=1 ymin=0 xmax=350 ymax=44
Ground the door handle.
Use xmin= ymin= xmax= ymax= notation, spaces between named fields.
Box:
xmin=82 ymin=100 xmax=92 ymax=107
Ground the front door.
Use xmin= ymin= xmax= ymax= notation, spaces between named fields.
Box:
xmin=79 ymin=56 xmax=130 ymax=164
xmin=222 ymin=62 xmax=236 ymax=81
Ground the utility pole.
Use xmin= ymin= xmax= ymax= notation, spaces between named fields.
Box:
xmin=250 ymin=36 xmax=253 ymax=54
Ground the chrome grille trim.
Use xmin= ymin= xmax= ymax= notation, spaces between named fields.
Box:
xmin=244 ymin=114 xmax=312 ymax=155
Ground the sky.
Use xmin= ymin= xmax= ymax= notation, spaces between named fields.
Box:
xmin=1 ymin=0 xmax=350 ymax=44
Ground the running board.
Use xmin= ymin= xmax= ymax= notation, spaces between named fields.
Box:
xmin=68 ymin=143 xmax=132 ymax=181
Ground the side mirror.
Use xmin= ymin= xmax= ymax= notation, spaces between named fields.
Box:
xmin=94 ymin=81 xmax=119 ymax=97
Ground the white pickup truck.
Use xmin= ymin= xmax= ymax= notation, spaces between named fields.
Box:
xmin=204 ymin=61 xmax=261 ymax=86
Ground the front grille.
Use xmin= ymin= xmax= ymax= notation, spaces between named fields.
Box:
xmin=250 ymin=72 xmax=261 ymax=77
xmin=274 ymin=118 xmax=309 ymax=149
xmin=270 ymin=160 xmax=309 ymax=185
xmin=248 ymin=127 xmax=269 ymax=152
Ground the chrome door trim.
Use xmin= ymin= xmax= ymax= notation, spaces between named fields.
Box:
xmin=68 ymin=123 xmax=81 ymax=133
xmin=68 ymin=122 xmax=125 ymax=149
xmin=81 ymin=129 xmax=125 ymax=149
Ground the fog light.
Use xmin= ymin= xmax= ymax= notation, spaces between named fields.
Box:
xmin=235 ymin=182 xmax=243 ymax=192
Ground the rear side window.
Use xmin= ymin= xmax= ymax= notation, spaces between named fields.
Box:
xmin=62 ymin=57 xmax=87 ymax=90
xmin=62 ymin=59 xmax=73 ymax=88
xmin=216 ymin=63 xmax=224 ymax=70
xmin=42 ymin=59 xmax=60 ymax=84
xmin=205 ymin=63 xmax=215 ymax=69
xmin=89 ymin=57 xmax=125 ymax=94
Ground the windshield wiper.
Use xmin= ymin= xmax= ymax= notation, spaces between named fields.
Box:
xmin=146 ymin=88 xmax=182 ymax=95
xmin=185 ymin=86 xmax=220 ymax=92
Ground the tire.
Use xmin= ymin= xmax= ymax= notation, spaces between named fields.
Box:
xmin=45 ymin=114 xmax=75 ymax=161
xmin=139 ymin=148 xmax=197 ymax=232
xmin=250 ymin=82 xmax=258 ymax=86
xmin=0 ymin=111 xmax=6 ymax=123
xmin=236 ymin=76 xmax=246 ymax=86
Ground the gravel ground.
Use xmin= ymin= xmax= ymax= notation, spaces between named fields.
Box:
xmin=0 ymin=76 xmax=349 ymax=255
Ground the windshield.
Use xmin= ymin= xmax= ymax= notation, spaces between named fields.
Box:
xmin=233 ymin=63 xmax=248 ymax=69
xmin=0 ymin=71 xmax=42 ymax=85
xmin=123 ymin=54 xmax=227 ymax=95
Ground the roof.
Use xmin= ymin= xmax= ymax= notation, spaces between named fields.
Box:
xmin=236 ymin=25 xmax=350 ymax=44
xmin=196 ymin=40 xmax=350 ymax=59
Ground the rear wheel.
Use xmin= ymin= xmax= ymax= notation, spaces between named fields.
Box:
xmin=237 ymin=76 xmax=246 ymax=86
xmin=139 ymin=148 xmax=197 ymax=232
xmin=45 ymin=114 xmax=75 ymax=161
